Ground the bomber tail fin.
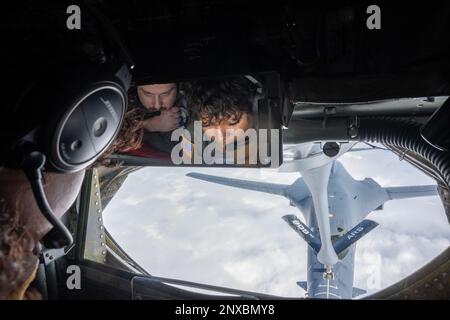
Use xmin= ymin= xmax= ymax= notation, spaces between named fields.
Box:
xmin=282 ymin=215 xmax=321 ymax=253
xmin=283 ymin=216 xmax=378 ymax=258
xmin=333 ymin=219 xmax=379 ymax=255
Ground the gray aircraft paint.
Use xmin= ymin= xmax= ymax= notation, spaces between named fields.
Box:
xmin=187 ymin=143 xmax=438 ymax=299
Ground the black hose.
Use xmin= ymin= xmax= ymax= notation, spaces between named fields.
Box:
xmin=356 ymin=117 xmax=450 ymax=189
xmin=24 ymin=151 xmax=74 ymax=248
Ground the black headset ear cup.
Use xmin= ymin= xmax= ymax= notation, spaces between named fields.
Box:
xmin=42 ymin=80 xmax=127 ymax=173
xmin=2 ymin=61 xmax=130 ymax=173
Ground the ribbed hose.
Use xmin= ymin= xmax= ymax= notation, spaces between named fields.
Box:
xmin=357 ymin=117 xmax=450 ymax=189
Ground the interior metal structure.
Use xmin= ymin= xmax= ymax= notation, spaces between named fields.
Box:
xmin=7 ymin=0 xmax=450 ymax=299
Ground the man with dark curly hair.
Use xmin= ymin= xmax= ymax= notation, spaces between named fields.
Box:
xmin=182 ymin=76 xmax=258 ymax=163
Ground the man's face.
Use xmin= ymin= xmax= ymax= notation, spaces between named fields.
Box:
xmin=0 ymin=169 xmax=85 ymax=245
xmin=137 ymin=83 xmax=177 ymax=111
xmin=202 ymin=112 xmax=254 ymax=151
xmin=0 ymin=168 xmax=85 ymax=299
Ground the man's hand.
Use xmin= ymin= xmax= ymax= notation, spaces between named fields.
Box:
xmin=144 ymin=107 xmax=180 ymax=132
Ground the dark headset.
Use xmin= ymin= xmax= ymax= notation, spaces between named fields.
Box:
xmin=0 ymin=2 xmax=133 ymax=250
xmin=2 ymin=3 xmax=133 ymax=174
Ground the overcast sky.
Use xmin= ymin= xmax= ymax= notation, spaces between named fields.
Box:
xmin=103 ymin=144 xmax=450 ymax=298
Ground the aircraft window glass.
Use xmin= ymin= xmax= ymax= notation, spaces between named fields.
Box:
xmin=96 ymin=143 xmax=450 ymax=297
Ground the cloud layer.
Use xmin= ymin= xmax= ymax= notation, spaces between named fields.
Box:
xmin=103 ymin=145 xmax=450 ymax=297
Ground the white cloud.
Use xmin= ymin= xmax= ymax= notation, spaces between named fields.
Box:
xmin=103 ymin=144 xmax=450 ymax=298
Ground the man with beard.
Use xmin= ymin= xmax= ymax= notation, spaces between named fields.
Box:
xmin=130 ymin=83 xmax=183 ymax=155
